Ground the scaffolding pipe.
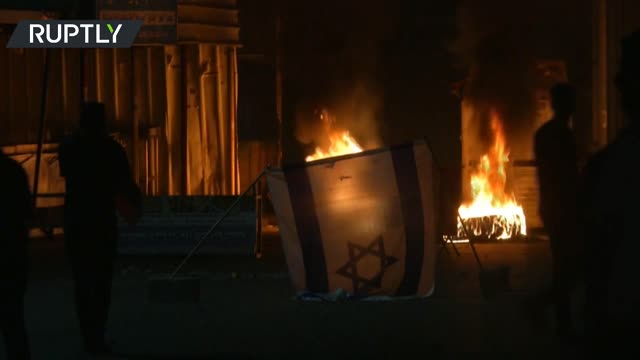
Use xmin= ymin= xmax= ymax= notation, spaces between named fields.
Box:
xmin=33 ymin=48 xmax=51 ymax=208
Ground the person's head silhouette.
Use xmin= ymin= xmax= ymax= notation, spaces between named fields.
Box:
xmin=616 ymin=30 xmax=640 ymax=125
xmin=550 ymin=83 xmax=576 ymax=124
xmin=79 ymin=102 xmax=107 ymax=136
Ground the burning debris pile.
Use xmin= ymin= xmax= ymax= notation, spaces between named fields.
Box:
xmin=457 ymin=110 xmax=527 ymax=241
xmin=304 ymin=109 xmax=364 ymax=162
xmin=305 ymin=131 xmax=362 ymax=162
xmin=450 ymin=0 xmax=546 ymax=242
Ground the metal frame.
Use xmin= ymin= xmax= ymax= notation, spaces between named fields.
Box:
xmin=169 ymin=165 xmax=271 ymax=278
xmin=457 ymin=214 xmax=485 ymax=271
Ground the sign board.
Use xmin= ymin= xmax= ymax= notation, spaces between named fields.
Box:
xmin=118 ymin=196 xmax=257 ymax=255
xmin=97 ymin=0 xmax=177 ymax=45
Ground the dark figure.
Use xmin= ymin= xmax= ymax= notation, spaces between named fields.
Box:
xmin=534 ymin=83 xmax=580 ymax=340
xmin=0 ymin=149 xmax=33 ymax=359
xmin=58 ymin=102 xmax=137 ymax=356
xmin=581 ymin=31 xmax=640 ymax=357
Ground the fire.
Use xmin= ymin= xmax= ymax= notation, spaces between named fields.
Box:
xmin=457 ymin=110 xmax=526 ymax=240
xmin=305 ymin=131 xmax=363 ymax=162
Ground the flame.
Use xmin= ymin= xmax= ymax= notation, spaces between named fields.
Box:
xmin=457 ymin=110 xmax=526 ymax=240
xmin=305 ymin=131 xmax=363 ymax=162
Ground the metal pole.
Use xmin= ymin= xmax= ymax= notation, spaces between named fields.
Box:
xmin=79 ymin=47 xmax=85 ymax=104
xmin=255 ymin=178 xmax=264 ymax=259
xmin=275 ymin=1 xmax=283 ymax=167
xmin=181 ymin=45 xmax=189 ymax=195
xmin=448 ymin=236 xmax=460 ymax=257
xmin=457 ymin=213 xmax=484 ymax=272
xmin=422 ymin=135 xmax=459 ymax=257
xmin=33 ymin=48 xmax=51 ymax=208
xmin=169 ymin=165 xmax=271 ymax=278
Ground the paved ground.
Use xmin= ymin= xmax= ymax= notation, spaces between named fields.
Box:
xmin=1 ymin=235 xmax=585 ymax=360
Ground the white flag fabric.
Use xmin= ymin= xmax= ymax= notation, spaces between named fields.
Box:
xmin=266 ymin=140 xmax=438 ymax=297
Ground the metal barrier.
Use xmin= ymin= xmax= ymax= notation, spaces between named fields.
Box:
xmin=33 ymin=188 xmax=266 ymax=256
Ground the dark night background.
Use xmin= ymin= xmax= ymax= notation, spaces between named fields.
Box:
xmin=0 ymin=0 xmax=594 ymax=168
xmin=0 ymin=0 xmax=595 ymax=232
xmin=237 ymin=0 xmax=592 ymax=233
xmin=2 ymin=1 xmax=635 ymax=358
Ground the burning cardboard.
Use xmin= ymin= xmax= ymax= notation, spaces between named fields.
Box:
xmin=457 ymin=110 xmax=527 ymax=241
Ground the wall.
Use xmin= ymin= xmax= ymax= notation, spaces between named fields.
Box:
xmin=460 ymin=61 xmax=568 ymax=231
xmin=382 ymin=1 xmax=462 ymax=234
xmin=1 ymin=144 xmax=64 ymax=207
xmin=0 ymin=5 xmax=243 ymax=197
xmin=237 ymin=140 xmax=277 ymax=191
xmin=86 ymin=44 xmax=240 ymax=196
xmin=280 ymin=0 xmax=390 ymax=165
xmin=0 ymin=44 xmax=241 ymax=197
xmin=235 ymin=0 xmax=281 ymax=193
xmin=0 ymin=28 xmax=79 ymax=145
xmin=236 ymin=60 xmax=279 ymax=190
xmin=452 ymin=0 xmax=592 ymax=234
xmin=593 ymin=0 xmax=640 ymax=144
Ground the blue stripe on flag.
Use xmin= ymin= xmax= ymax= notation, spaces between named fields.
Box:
xmin=391 ymin=145 xmax=425 ymax=296
xmin=284 ymin=167 xmax=329 ymax=293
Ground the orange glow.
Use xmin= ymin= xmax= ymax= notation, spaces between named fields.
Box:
xmin=457 ymin=110 xmax=526 ymax=240
xmin=305 ymin=131 xmax=363 ymax=162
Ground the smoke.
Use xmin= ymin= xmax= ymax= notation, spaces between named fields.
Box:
xmin=294 ymin=81 xmax=383 ymax=151
xmin=292 ymin=0 xmax=387 ymax=152
xmin=451 ymin=0 xmax=545 ymax=157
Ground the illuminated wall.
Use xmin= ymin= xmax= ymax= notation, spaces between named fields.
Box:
xmin=0 ymin=1 xmax=243 ymax=197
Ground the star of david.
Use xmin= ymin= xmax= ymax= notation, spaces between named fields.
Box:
xmin=336 ymin=235 xmax=398 ymax=296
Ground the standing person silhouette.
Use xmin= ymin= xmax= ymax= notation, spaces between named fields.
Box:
xmin=58 ymin=102 xmax=139 ymax=357
xmin=0 ymin=149 xmax=33 ymax=360
xmin=581 ymin=30 xmax=640 ymax=357
xmin=534 ymin=83 xmax=581 ymax=341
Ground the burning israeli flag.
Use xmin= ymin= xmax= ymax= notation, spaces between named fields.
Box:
xmin=266 ymin=140 xmax=438 ymax=298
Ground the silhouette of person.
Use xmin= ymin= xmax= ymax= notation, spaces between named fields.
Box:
xmin=533 ymin=83 xmax=580 ymax=340
xmin=581 ymin=30 xmax=640 ymax=357
xmin=58 ymin=102 xmax=137 ymax=356
xmin=0 ymin=149 xmax=33 ymax=359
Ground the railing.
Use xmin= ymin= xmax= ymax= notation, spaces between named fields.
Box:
xmin=30 ymin=186 xmax=267 ymax=256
